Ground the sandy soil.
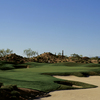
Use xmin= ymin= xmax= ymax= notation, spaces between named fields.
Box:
xmin=40 ymin=75 xmax=100 ymax=100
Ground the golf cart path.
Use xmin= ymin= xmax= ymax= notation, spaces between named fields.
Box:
xmin=41 ymin=75 xmax=100 ymax=100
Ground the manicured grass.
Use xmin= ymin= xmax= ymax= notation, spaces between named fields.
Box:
xmin=0 ymin=62 xmax=100 ymax=93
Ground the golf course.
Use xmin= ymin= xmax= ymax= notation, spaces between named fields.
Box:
xmin=0 ymin=60 xmax=100 ymax=99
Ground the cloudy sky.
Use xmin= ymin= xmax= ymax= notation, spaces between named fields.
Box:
xmin=0 ymin=0 xmax=100 ymax=58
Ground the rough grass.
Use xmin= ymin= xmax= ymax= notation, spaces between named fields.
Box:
xmin=83 ymin=63 xmax=100 ymax=67
xmin=0 ymin=62 xmax=100 ymax=93
xmin=0 ymin=63 xmax=15 ymax=70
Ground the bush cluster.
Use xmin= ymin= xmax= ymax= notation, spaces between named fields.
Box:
xmin=0 ymin=64 xmax=14 ymax=70
xmin=0 ymin=83 xmax=20 ymax=100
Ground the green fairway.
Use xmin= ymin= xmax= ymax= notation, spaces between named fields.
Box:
xmin=0 ymin=62 xmax=100 ymax=92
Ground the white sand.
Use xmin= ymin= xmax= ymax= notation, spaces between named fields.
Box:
xmin=41 ymin=75 xmax=100 ymax=100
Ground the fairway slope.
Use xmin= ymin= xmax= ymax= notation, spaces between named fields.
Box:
xmin=0 ymin=62 xmax=100 ymax=99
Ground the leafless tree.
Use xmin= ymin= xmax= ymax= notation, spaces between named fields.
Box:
xmin=0 ymin=48 xmax=13 ymax=57
xmin=23 ymin=48 xmax=38 ymax=58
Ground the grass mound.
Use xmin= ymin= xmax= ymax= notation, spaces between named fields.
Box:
xmin=63 ymin=62 xmax=84 ymax=66
xmin=0 ymin=64 xmax=15 ymax=70
xmin=84 ymin=63 xmax=100 ymax=67
xmin=17 ymin=62 xmax=48 ymax=68
xmin=55 ymin=80 xmax=97 ymax=90
xmin=48 ymin=62 xmax=85 ymax=67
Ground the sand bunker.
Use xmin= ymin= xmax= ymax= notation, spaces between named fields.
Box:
xmin=41 ymin=75 xmax=100 ymax=100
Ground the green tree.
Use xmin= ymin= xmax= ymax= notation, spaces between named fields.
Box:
xmin=70 ymin=53 xmax=80 ymax=58
xmin=70 ymin=53 xmax=81 ymax=60
xmin=0 ymin=48 xmax=13 ymax=57
xmin=80 ymin=55 xmax=83 ymax=57
xmin=58 ymin=52 xmax=61 ymax=55
xmin=23 ymin=48 xmax=38 ymax=58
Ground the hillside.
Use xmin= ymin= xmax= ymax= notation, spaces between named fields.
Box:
xmin=0 ymin=52 xmax=100 ymax=64
xmin=31 ymin=52 xmax=68 ymax=63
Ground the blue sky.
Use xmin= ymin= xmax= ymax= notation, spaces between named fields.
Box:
xmin=0 ymin=0 xmax=100 ymax=58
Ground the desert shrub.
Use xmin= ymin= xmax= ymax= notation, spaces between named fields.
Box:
xmin=0 ymin=82 xmax=3 ymax=87
xmin=10 ymin=96 xmax=18 ymax=100
xmin=90 ymin=57 xmax=99 ymax=60
xmin=97 ymin=61 xmax=100 ymax=64
xmin=70 ymin=72 xmax=84 ymax=77
xmin=0 ymin=60 xmax=6 ymax=64
xmin=81 ymin=72 xmax=89 ymax=77
xmin=13 ymin=65 xmax=27 ymax=69
xmin=80 ymin=61 xmax=84 ymax=63
xmin=84 ymin=61 xmax=88 ymax=64
xmin=82 ymin=57 xmax=90 ymax=60
xmin=0 ymin=61 xmax=2 ymax=65
xmin=56 ymin=56 xmax=59 ymax=58
xmin=18 ymin=60 xmax=25 ymax=64
xmin=0 ymin=61 xmax=5 ymax=66
xmin=11 ymin=90 xmax=20 ymax=97
xmin=88 ymin=71 xmax=98 ymax=75
xmin=0 ymin=64 xmax=14 ymax=70
xmin=1 ymin=85 xmax=18 ymax=91
xmin=64 ymin=62 xmax=84 ymax=66
xmin=75 ymin=61 xmax=78 ymax=63
xmin=82 ymin=71 xmax=99 ymax=76
xmin=88 ymin=61 xmax=92 ymax=63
